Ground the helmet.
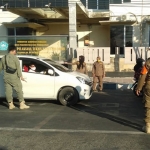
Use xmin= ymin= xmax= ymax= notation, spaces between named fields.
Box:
xmin=136 ymin=58 xmax=145 ymax=64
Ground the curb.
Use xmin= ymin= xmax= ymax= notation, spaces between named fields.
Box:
xmin=103 ymin=83 xmax=133 ymax=90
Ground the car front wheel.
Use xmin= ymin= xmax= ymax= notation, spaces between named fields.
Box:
xmin=58 ymin=87 xmax=78 ymax=106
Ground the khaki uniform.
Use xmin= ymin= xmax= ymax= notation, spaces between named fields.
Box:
xmin=92 ymin=61 xmax=105 ymax=91
xmin=1 ymin=54 xmax=24 ymax=103
xmin=136 ymin=59 xmax=150 ymax=133
xmin=73 ymin=61 xmax=88 ymax=75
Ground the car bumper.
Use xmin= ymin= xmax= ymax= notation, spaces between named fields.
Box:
xmin=78 ymin=84 xmax=93 ymax=100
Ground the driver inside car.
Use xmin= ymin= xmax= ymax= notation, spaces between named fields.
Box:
xmin=28 ymin=63 xmax=47 ymax=74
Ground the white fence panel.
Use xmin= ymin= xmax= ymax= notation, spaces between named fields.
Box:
xmin=125 ymin=47 xmax=147 ymax=64
xmin=146 ymin=48 xmax=150 ymax=58
xmin=76 ymin=47 xmax=110 ymax=64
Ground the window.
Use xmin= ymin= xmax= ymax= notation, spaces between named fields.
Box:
xmin=110 ymin=0 xmax=121 ymax=4
xmin=7 ymin=28 xmax=15 ymax=36
xmin=20 ymin=58 xmax=50 ymax=75
xmin=7 ymin=27 xmax=35 ymax=36
xmin=110 ymin=26 xmax=133 ymax=54
xmin=110 ymin=0 xmax=131 ymax=4
xmin=16 ymin=27 xmax=35 ymax=35
xmin=123 ymin=0 xmax=131 ymax=2
xmin=81 ymin=0 xmax=109 ymax=9
xmin=7 ymin=27 xmax=36 ymax=45
xmin=125 ymin=26 xmax=132 ymax=47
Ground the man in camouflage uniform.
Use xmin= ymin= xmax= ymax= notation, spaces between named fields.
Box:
xmin=0 ymin=45 xmax=30 ymax=110
xmin=136 ymin=58 xmax=150 ymax=133
xmin=92 ymin=56 xmax=105 ymax=91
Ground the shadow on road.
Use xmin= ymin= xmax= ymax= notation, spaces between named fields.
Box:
xmin=70 ymin=90 xmax=145 ymax=132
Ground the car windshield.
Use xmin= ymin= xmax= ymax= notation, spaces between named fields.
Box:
xmin=44 ymin=59 xmax=72 ymax=72
xmin=42 ymin=59 xmax=56 ymax=63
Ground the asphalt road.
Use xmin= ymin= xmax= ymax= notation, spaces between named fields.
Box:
xmin=0 ymin=89 xmax=149 ymax=150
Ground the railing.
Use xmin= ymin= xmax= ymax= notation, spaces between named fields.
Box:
xmin=0 ymin=0 xmax=68 ymax=8
xmin=125 ymin=47 xmax=150 ymax=64
xmin=76 ymin=47 xmax=110 ymax=64
xmin=77 ymin=47 xmax=150 ymax=64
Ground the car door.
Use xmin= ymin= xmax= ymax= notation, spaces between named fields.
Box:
xmin=19 ymin=58 xmax=55 ymax=99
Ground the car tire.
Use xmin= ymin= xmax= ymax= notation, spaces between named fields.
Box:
xmin=58 ymin=87 xmax=79 ymax=106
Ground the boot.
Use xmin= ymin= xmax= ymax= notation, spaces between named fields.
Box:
xmin=20 ymin=101 xmax=30 ymax=109
xmin=142 ymin=123 xmax=150 ymax=133
xmin=8 ymin=102 xmax=15 ymax=110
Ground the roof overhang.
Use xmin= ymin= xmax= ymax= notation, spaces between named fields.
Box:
xmin=3 ymin=22 xmax=45 ymax=29
xmin=99 ymin=20 xmax=136 ymax=25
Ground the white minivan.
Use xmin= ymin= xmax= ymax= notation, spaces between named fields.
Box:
xmin=0 ymin=55 xmax=93 ymax=106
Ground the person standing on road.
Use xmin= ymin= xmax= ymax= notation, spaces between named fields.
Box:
xmin=136 ymin=58 xmax=150 ymax=133
xmin=92 ymin=56 xmax=105 ymax=92
xmin=0 ymin=45 xmax=30 ymax=110
xmin=64 ymin=55 xmax=88 ymax=75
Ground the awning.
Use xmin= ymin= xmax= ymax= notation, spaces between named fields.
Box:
xmin=99 ymin=20 xmax=136 ymax=25
xmin=2 ymin=22 xmax=45 ymax=29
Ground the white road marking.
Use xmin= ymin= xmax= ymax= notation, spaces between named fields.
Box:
xmin=0 ymin=127 xmax=145 ymax=135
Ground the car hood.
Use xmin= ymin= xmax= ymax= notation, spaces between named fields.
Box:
xmin=68 ymin=71 xmax=91 ymax=81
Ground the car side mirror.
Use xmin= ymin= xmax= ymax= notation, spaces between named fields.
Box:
xmin=48 ymin=69 xmax=54 ymax=75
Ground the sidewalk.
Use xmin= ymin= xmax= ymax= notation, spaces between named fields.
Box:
xmin=91 ymin=77 xmax=135 ymax=90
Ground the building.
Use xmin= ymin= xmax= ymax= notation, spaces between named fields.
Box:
xmin=0 ymin=0 xmax=150 ymax=74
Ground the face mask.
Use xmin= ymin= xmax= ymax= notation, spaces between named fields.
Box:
xmin=97 ymin=60 xmax=100 ymax=62
xmin=31 ymin=67 xmax=36 ymax=71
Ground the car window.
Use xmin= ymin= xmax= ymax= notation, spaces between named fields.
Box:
xmin=42 ymin=59 xmax=56 ymax=63
xmin=50 ymin=63 xmax=72 ymax=72
xmin=19 ymin=58 xmax=51 ymax=75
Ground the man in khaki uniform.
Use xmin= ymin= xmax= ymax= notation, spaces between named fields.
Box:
xmin=136 ymin=58 xmax=150 ymax=133
xmin=0 ymin=45 xmax=30 ymax=110
xmin=92 ymin=56 xmax=105 ymax=91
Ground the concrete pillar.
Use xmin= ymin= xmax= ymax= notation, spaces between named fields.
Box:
xmin=68 ymin=0 xmax=77 ymax=58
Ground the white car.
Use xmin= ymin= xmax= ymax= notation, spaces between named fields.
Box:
xmin=0 ymin=55 xmax=93 ymax=106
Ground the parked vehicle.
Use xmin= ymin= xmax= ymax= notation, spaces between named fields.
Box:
xmin=0 ymin=55 xmax=93 ymax=106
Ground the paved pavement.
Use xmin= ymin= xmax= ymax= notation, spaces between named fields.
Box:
xmin=0 ymin=89 xmax=149 ymax=150
xmin=103 ymin=77 xmax=133 ymax=84
xmin=94 ymin=77 xmax=135 ymax=89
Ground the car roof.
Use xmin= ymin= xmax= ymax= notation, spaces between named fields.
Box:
xmin=0 ymin=55 xmax=53 ymax=61
xmin=0 ymin=55 xmax=64 ymax=64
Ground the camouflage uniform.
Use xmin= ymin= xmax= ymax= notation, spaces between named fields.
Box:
xmin=136 ymin=58 xmax=150 ymax=133
xmin=92 ymin=61 xmax=105 ymax=91
xmin=1 ymin=53 xmax=24 ymax=103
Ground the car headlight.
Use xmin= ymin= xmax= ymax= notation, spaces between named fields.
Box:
xmin=76 ymin=77 xmax=91 ymax=85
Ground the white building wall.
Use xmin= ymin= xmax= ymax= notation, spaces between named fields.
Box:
xmin=110 ymin=0 xmax=150 ymax=48
xmin=110 ymin=0 xmax=150 ymax=16
xmin=0 ymin=9 xmax=27 ymax=36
